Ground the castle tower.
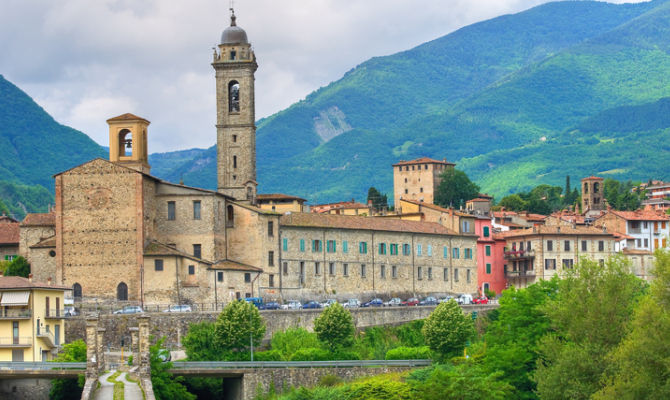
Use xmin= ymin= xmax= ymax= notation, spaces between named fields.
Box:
xmin=581 ymin=176 xmax=604 ymax=212
xmin=213 ymin=10 xmax=258 ymax=202
xmin=107 ymin=113 xmax=151 ymax=174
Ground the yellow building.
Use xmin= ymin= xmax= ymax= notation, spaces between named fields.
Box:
xmin=0 ymin=275 xmax=68 ymax=361
xmin=257 ymin=194 xmax=307 ymax=213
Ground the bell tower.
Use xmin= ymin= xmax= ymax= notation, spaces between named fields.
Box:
xmin=213 ymin=9 xmax=258 ymax=202
xmin=107 ymin=113 xmax=151 ymax=174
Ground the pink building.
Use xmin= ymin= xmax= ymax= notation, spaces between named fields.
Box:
xmin=474 ymin=216 xmax=506 ymax=296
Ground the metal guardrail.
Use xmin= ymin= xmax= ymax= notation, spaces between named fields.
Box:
xmin=0 ymin=337 xmax=32 ymax=346
xmin=0 ymin=309 xmax=32 ymax=319
xmin=0 ymin=362 xmax=86 ymax=370
xmin=170 ymin=359 xmax=432 ymax=369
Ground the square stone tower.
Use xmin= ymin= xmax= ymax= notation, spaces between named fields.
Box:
xmin=581 ymin=176 xmax=604 ymax=212
xmin=393 ymin=157 xmax=455 ymax=211
xmin=213 ymin=10 xmax=258 ymax=203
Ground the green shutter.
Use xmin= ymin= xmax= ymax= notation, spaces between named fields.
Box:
xmin=486 ymin=263 xmax=491 ymax=274
xmin=483 ymin=226 xmax=490 ymax=237
xmin=300 ymin=239 xmax=305 ymax=252
xmin=486 ymin=245 xmax=491 ymax=256
xmin=343 ymin=241 xmax=348 ymax=253
xmin=283 ymin=238 xmax=288 ymax=251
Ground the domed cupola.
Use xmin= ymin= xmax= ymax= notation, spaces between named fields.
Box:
xmin=221 ymin=12 xmax=248 ymax=45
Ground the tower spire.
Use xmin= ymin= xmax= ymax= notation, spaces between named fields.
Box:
xmin=229 ymin=0 xmax=236 ymax=26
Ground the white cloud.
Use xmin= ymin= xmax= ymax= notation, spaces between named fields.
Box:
xmin=0 ymin=0 xmax=650 ymax=153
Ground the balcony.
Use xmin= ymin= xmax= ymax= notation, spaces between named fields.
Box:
xmin=0 ymin=337 xmax=32 ymax=347
xmin=37 ymin=330 xmax=56 ymax=348
xmin=45 ymin=310 xmax=66 ymax=320
xmin=504 ymin=250 xmax=535 ymax=260
xmin=505 ymin=269 xmax=536 ymax=278
xmin=0 ymin=309 xmax=31 ymax=319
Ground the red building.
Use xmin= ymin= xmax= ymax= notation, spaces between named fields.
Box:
xmin=474 ymin=216 xmax=506 ymax=296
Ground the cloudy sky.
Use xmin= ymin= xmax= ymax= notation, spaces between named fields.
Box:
xmin=0 ymin=0 xmax=646 ymax=153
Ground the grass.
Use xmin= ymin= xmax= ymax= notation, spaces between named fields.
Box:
xmin=107 ymin=371 xmax=125 ymax=400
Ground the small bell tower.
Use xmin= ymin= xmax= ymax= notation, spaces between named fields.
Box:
xmin=107 ymin=113 xmax=151 ymax=174
xmin=213 ymin=9 xmax=258 ymax=203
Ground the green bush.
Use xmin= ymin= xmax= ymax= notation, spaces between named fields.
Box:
xmin=255 ymin=350 xmax=283 ymax=361
xmin=289 ymin=348 xmax=330 ymax=361
xmin=330 ymin=349 xmax=360 ymax=360
xmin=318 ymin=374 xmax=343 ymax=387
xmin=270 ymin=327 xmax=319 ymax=360
xmin=385 ymin=346 xmax=432 ymax=360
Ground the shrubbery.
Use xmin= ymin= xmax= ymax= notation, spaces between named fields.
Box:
xmin=384 ymin=346 xmax=431 ymax=360
xmin=289 ymin=348 xmax=330 ymax=361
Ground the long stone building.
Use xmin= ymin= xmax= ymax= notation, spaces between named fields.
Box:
xmin=18 ymin=11 xmax=478 ymax=306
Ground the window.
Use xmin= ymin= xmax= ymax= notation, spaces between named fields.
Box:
xmin=527 ymin=241 xmax=531 ymax=251
xmin=519 ymin=242 xmax=524 ymax=251
xmin=564 ymin=240 xmax=571 ymax=251
xmin=315 ymin=262 xmax=321 ymax=275
xmin=454 ymin=268 xmax=459 ymax=282
xmin=545 ymin=259 xmax=556 ymax=270
xmin=217 ymin=271 xmax=224 ymax=282
xmin=117 ymin=282 xmax=128 ymax=301
xmin=299 ymin=262 xmax=305 ymax=284
xmin=361 ymin=264 xmax=366 ymax=278
xmin=465 ymin=248 xmax=472 ymax=259
xmin=329 ymin=262 xmax=335 ymax=276
xmin=461 ymin=220 xmax=470 ymax=233
xmin=483 ymin=226 xmax=490 ymax=237
xmin=359 ymin=242 xmax=368 ymax=254
xmin=283 ymin=238 xmax=288 ymax=251
xmin=269 ymin=274 xmax=275 ymax=288
xmin=562 ymin=259 xmax=574 ymax=269
xmin=417 ymin=267 xmax=422 ymax=280
xmin=486 ymin=263 xmax=491 ymax=274
xmin=226 ymin=205 xmax=234 ymax=226
xmin=193 ymin=244 xmax=202 ymax=259
xmin=230 ymin=50 xmax=236 ymax=60
xmin=232 ymin=134 xmax=237 ymax=142
xmin=283 ymin=262 xmax=288 ymax=275
xmin=427 ymin=245 xmax=433 ymax=256
xmin=73 ymin=283 xmax=82 ymax=299
xmin=379 ymin=243 xmax=387 ymax=255
xmin=45 ymin=297 xmax=50 ymax=317
xmin=443 ymin=268 xmax=449 ymax=281
xmin=417 ymin=244 xmax=423 ymax=256
xmin=390 ymin=243 xmax=398 ymax=255
xmin=343 ymin=263 xmax=349 ymax=276
xmin=644 ymin=238 xmax=649 ymax=248
xmin=299 ymin=239 xmax=305 ymax=252
xmin=643 ymin=221 xmax=648 ymax=229
xmin=581 ymin=240 xmax=587 ymax=251
xmin=233 ymin=155 xmax=237 ymax=168
xmin=193 ymin=201 xmax=201 ymax=220
xmin=420 ymin=187 xmax=423 ymax=193
xmin=327 ymin=240 xmax=337 ymax=253
xmin=392 ymin=265 xmax=397 ymax=278
xmin=443 ymin=246 xmax=448 ymax=258
xmin=268 ymin=251 xmax=274 ymax=267
xmin=428 ymin=267 xmax=433 ymax=280
xmin=403 ymin=244 xmax=411 ymax=256
xmin=467 ymin=269 xmax=471 ymax=283
xmin=312 ymin=240 xmax=322 ymax=252
xmin=188 ymin=265 xmax=195 ymax=275
xmin=167 ymin=201 xmax=176 ymax=220
xmin=343 ymin=241 xmax=348 ymax=253
xmin=154 ymin=259 xmax=164 ymax=271
xmin=405 ymin=189 xmax=408 ymax=194
xmin=598 ymin=240 xmax=604 ymax=251
xmin=485 ymin=245 xmax=491 ymax=256
xmin=452 ymin=248 xmax=460 ymax=259
xmin=547 ymin=240 xmax=553 ymax=251
xmin=244 ymin=273 xmax=251 ymax=283
xmin=637 ymin=239 xmax=642 ymax=247
xmin=266 ymin=221 xmax=274 ymax=237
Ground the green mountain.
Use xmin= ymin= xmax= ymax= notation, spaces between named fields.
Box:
xmin=158 ymin=0 xmax=670 ymax=203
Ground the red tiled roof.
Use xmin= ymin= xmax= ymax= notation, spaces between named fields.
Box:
xmin=30 ymin=236 xmax=56 ymax=248
xmin=257 ymin=193 xmax=307 ymax=202
xmin=400 ymin=199 xmax=472 ymax=217
xmin=581 ymin=176 xmax=604 ymax=181
xmin=622 ymin=248 xmax=653 ymax=256
xmin=393 ymin=157 xmax=455 ymax=167
xmin=106 ymin=113 xmax=150 ymax=123
xmin=20 ymin=212 xmax=55 ymax=227
xmin=612 ymin=232 xmax=635 ymax=240
xmin=609 ymin=210 xmax=670 ymax=222
xmin=0 ymin=220 xmax=19 ymax=245
xmin=0 ymin=216 xmax=18 ymax=224
xmin=498 ymin=225 xmax=613 ymax=238
xmin=0 ymin=276 xmax=69 ymax=290
xmin=311 ymin=201 xmax=369 ymax=212
xmin=281 ymin=213 xmax=462 ymax=236
xmin=467 ymin=198 xmax=491 ymax=203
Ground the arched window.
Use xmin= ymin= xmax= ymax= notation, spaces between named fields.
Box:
xmin=227 ymin=205 xmax=234 ymax=227
xmin=118 ymin=129 xmax=133 ymax=157
xmin=228 ymin=81 xmax=240 ymax=112
xmin=584 ymin=183 xmax=589 ymax=194
xmin=73 ymin=283 xmax=82 ymax=299
xmin=594 ymin=182 xmax=600 ymax=193
xmin=117 ymin=282 xmax=128 ymax=301
xmin=246 ymin=186 xmax=253 ymax=201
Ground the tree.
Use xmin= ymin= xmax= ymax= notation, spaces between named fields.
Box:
xmin=150 ymin=337 xmax=196 ymax=400
xmin=49 ymin=340 xmax=87 ymax=400
xmin=534 ymin=257 xmax=646 ymax=400
xmin=271 ymin=327 xmax=319 ymax=360
xmin=413 ymin=363 xmax=513 ymax=400
xmin=5 ymin=256 xmax=30 ymax=277
xmin=422 ymin=300 xmax=474 ymax=358
xmin=367 ymin=187 xmax=388 ymax=212
xmin=214 ymin=300 xmax=266 ymax=352
xmin=498 ymin=194 xmax=527 ymax=211
xmin=182 ymin=321 xmax=225 ymax=361
xmin=434 ymin=169 xmax=480 ymax=209
xmin=314 ymin=302 xmax=355 ymax=349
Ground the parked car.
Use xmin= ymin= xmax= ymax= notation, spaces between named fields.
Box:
xmin=281 ymin=300 xmax=302 ymax=310
xmin=384 ymin=298 xmax=402 ymax=307
xmin=401 ymin=297 xmax=419 ymax=307
xmin=361 ymin=298 xmax=383 ymax=307
xmin=64 ymin=306 xmax=80 ymax=316
xmin=113 ymin=306 xmax=144 ymax=314
xmin=438 ymin=295 xmax=454 ymax=303
xmin=302 ymin=301 xmax=322 ymax=309
xmin=457 ymin=294 xmax=474 ymax=305
xmin=321 ymin=299 xmax=338 ymax=308
xmin=259 ymin=301 xmax=281 ymax=310
xmin=245 ymin=297 xmax=264 ymax=308
xmin=473 ymin=296 xmax=489 ymax=305
xmin=343 ymin=298 xmax=361 ymax=308
xmin=162 ymin=305 xmax=192 ymax=313
xmin=419 ymin=296 xmax=439 ymax=306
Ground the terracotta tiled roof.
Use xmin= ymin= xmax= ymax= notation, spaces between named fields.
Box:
xmin=400 ymin=199 xmax=472 ymax=217
xmin=581 ymin=176 xmax=604 ymax=181
xmin=393 ymin=157 xmax=455 ymax=167
xmin=310 ymin=200 xmax=369 ymax=212
xmin=30 ymin=236 xmax=56 ymax=248
xmin=622 ymin=248 xmax=653 ymax=255
xmin=0 ymin=276 xmax=69 ymax=290
xmin=106 ymin=113 xmax=150 ymax=123
xmin=0 ymin=220 xmax=19 ymax=245
xmin=280 ymin=212 xmax=462 ymax=236
xmin=257 ymin=193 xmax=307 ymax=202
xmin=144 ymin=241 xmax=212 ymax=264
xmin=609 ymin=210 xmax=670 ymax=222
xmin=0 ymin=216 xmax=18 ymax=224
xmin=493 ymin=211 xmax=517 ymax=218
xmin=467 ymin=198 xmax=491 ymax=203
xmin=612 ymin=232 xmax=635 ymax=240
xmin=21 ymin=212 xmax=55 ymax=227
xmin=210 ymin=260 xmax=262 ymax=272
xmin=497 ymin=225 xmax=612 ymax=238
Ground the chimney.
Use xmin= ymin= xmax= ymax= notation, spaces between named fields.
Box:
xmin=603 ymin=226 xmax=607 ymax=233
xmin=28 ymin=273 xmax=33 ymax=282
xmin=47 ymin=277 xmax=52 ymax=286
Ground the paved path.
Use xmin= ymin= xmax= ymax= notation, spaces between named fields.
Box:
xmin=93 ymin=371 xmax=115 ymax=400
xmin=93 ymin=370 xmax=144 ymax=400
xmin=120 ymin=372 xmax=144 ymax=400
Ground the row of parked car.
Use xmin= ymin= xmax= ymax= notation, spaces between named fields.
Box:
xmin=252 ymin=294 xmax=489 ymax=310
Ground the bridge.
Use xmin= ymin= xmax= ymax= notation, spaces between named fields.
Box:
xmin=0 ymin=362 xmax=86 ymax=379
